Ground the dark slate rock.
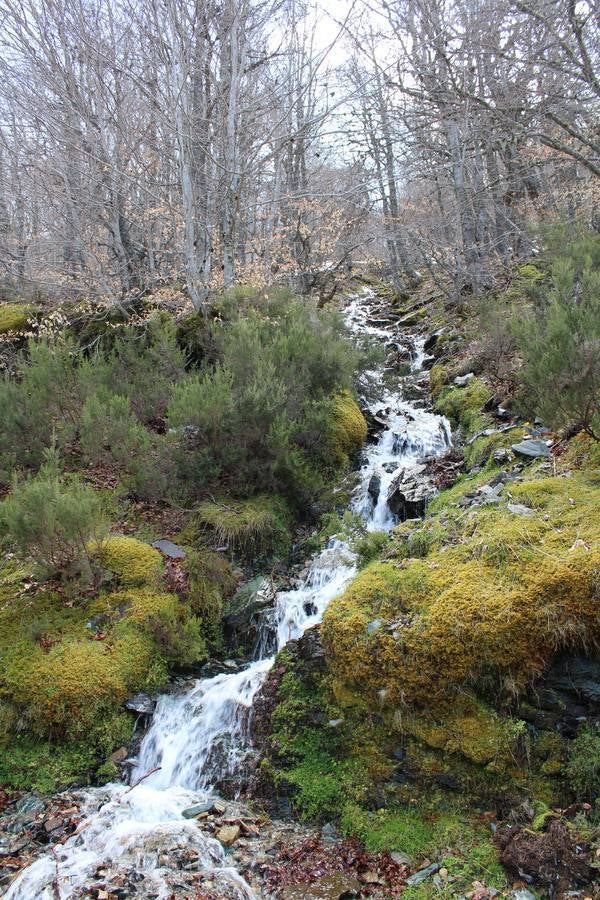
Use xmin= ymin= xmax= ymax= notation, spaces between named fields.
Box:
xmin=511 ymin=439 xmax=550 ymax=459
xmin=152 ymin=539 xmax=186 ymax=559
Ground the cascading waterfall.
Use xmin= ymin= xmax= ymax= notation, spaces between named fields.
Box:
xmin=5 ymin=288 xmax=451 ymax=900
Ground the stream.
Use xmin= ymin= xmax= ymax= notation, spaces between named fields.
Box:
xmin=5 ymin=288 xmax=451 ymax=899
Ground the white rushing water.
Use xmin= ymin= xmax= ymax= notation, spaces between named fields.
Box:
xmin=5 ymin=288 xmax=451 ymax=900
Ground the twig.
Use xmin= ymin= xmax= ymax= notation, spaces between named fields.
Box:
xmin=124 ymin=766 xmax=161 ymax=794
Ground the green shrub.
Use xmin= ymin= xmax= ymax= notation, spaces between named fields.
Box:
xmin=0 ymin=453 xmax=106 ymax=579
xmin=512 ymin=230 xmax=600 ymax=439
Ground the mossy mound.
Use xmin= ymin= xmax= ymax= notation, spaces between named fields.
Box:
xmin=0 ymin=553 xmax=206 ymax=788
xmin=94 ymin=535 xmax=163 ymax=586
xmin=329 ymin=391 xmax=368 ymax=464
xmin=323 ymin=451 xmax=600 ymax=787
xmin=434 ymin=377 xmax=493 ymax=436
xmin=196 ymin=494 xmax=292 ymax=557
xmin=0 ymin=302 xmax=31 ymax=334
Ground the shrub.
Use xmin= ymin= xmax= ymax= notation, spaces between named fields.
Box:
xmin=0 ymin=453 xmax=107 ymax=579
xmin=512 ymin=230 xmax=600 ymax=439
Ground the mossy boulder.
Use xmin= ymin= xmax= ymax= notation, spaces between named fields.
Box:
xmin=94 ymin=536 xmax=163 ymax=586
xmin=434 ymin=378 xmax=493 ymax=436
xmin=329 ymin=391 xmax=368 ymax=464
xmin=323 ymin=449 xmax=600 ymax=798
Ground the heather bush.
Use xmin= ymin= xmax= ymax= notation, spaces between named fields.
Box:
xmin=0 ymin=452 xmax=106 ymax=580
xmin=512 ymin=230 xmax=600 ymax=438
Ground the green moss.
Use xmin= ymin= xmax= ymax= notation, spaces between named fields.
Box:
xmin=0 ymin=736 xmax=96 ymax=792
xmin=463 ymin=426 xmax=525 ymax=470
xmin=517 ymin=263 xmax=545 ymax=281
xmin=429 ymin=364 xmax=448 ymax=401
xmin=434 ymin=378 xmax=493 ymax=435
xmin=0 ymin=303 xmax=31 ymax=334
xmin=324 ymin=457 xmax=600 ymax=770
xmin=404 ymin=699 xmax=527 ymax=768
xmin=95 ymin=536 xmax=163 ymax=586
xmin=566 ymin=725 xmax=600 ymax=800
xmin=328 ymin=391 xmax=368 ymax=464
xmin=196 ymin=494 xmax=292 ymax=557
xmin=185 ymin=548 xmax=236 ymax=648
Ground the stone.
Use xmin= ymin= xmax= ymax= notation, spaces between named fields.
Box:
xmin=367 ymin=473 xmax=381 ymax=504
xmin=405 ymin=863 xmax=441 ymax=886
xmin=182 ymin=802 xmax=214 ymax=819
xmin=387 ymin=467 xmax=437 ymax=520
xmin=225 ymin=576 xmax=276 ymax=636
xmin=216 ymin=825 xmax=240 ymax=845
xmin=367 ymin=618 xmax=383 ymax=635
xmin=151 ymin=539 xmax=186 ymax=559
xmin=423 ymin=330 xmax=443 ymax=353
xmin=110 ymin=746 xmax=128 ymax=764
xmin=124 ymin=692 xmax=156 ymax=716
xmin=492 ymin=448 xmax=512 ymax=465
xmin=509 ymin=891 xmax=536 ymax=900
xmin=390 ymin=850 xmax=414 ymax=867
xmin=453 ymin=372 xmax=475 ymax=387
xmin=507 ymin=503 xmax=535 ymax=516
xmin=511 ymin=439 xmax=550 ymax=459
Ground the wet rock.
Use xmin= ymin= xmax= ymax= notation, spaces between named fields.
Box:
xmin=398 ymin=312 xmax=421 ymax=327
xmin=423 ymin=330 xmax=443 ymax=353
xmin=390 ymin=850 xmax=414 ymax=867
xmin=225 ymin=576 xmax=276 ymax=634
xmin=363 ymin=408 xmax=388 ymax=439
xmin=216 ymin=824 xmax=240 ymax=845
xmin=387 ymin=467 xmax=437 ymax=521
xmin=151 ymin=538 xmax=186 ymax=559
xmin=181 ymin=802 xmax=214 ymax=819
xmin=405 ymin=863 xmax=441 ymax=886
xmin=124 ymin=692 xmax=156 ymax=716
xmin=512 ymin=439 xmax=550 ymax=459
xmin=367 ymin=473 xmax=381 ymax=504
xmin=110 ymin=746 xmax=128 ymax=764
xmin=453 ymin=372 xmax=475 ymax=387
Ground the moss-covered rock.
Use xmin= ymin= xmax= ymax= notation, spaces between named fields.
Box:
xmin=94 ymin=535 xmax=163 ymax=586
xmin=329 ymin=391 xmax=368 ymax=464
xmin=434 ymin=378 xmax=493 ymax=436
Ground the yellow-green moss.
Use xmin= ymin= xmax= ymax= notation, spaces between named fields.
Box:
xmin=329 ymin=391 xmax=368 ymax=464
xmin=463 ymin=426 xmax=525 ymax=470
xmin=95 ymin=535 xmax=163 ymax=586
xmin=429 ymin=364 xmax=448 ymax=401
xmin=0 ymin=302 xmax=31 ymax=334
xmin=434 ymin=378 xmax=493 ymax=436
xmin=404 ymin=698 xmax=527 ymax=768
xmin=196 ymin=494 xmax=291 ymax=556
xmin=324 ymin=466 xmax=600 ymax=712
